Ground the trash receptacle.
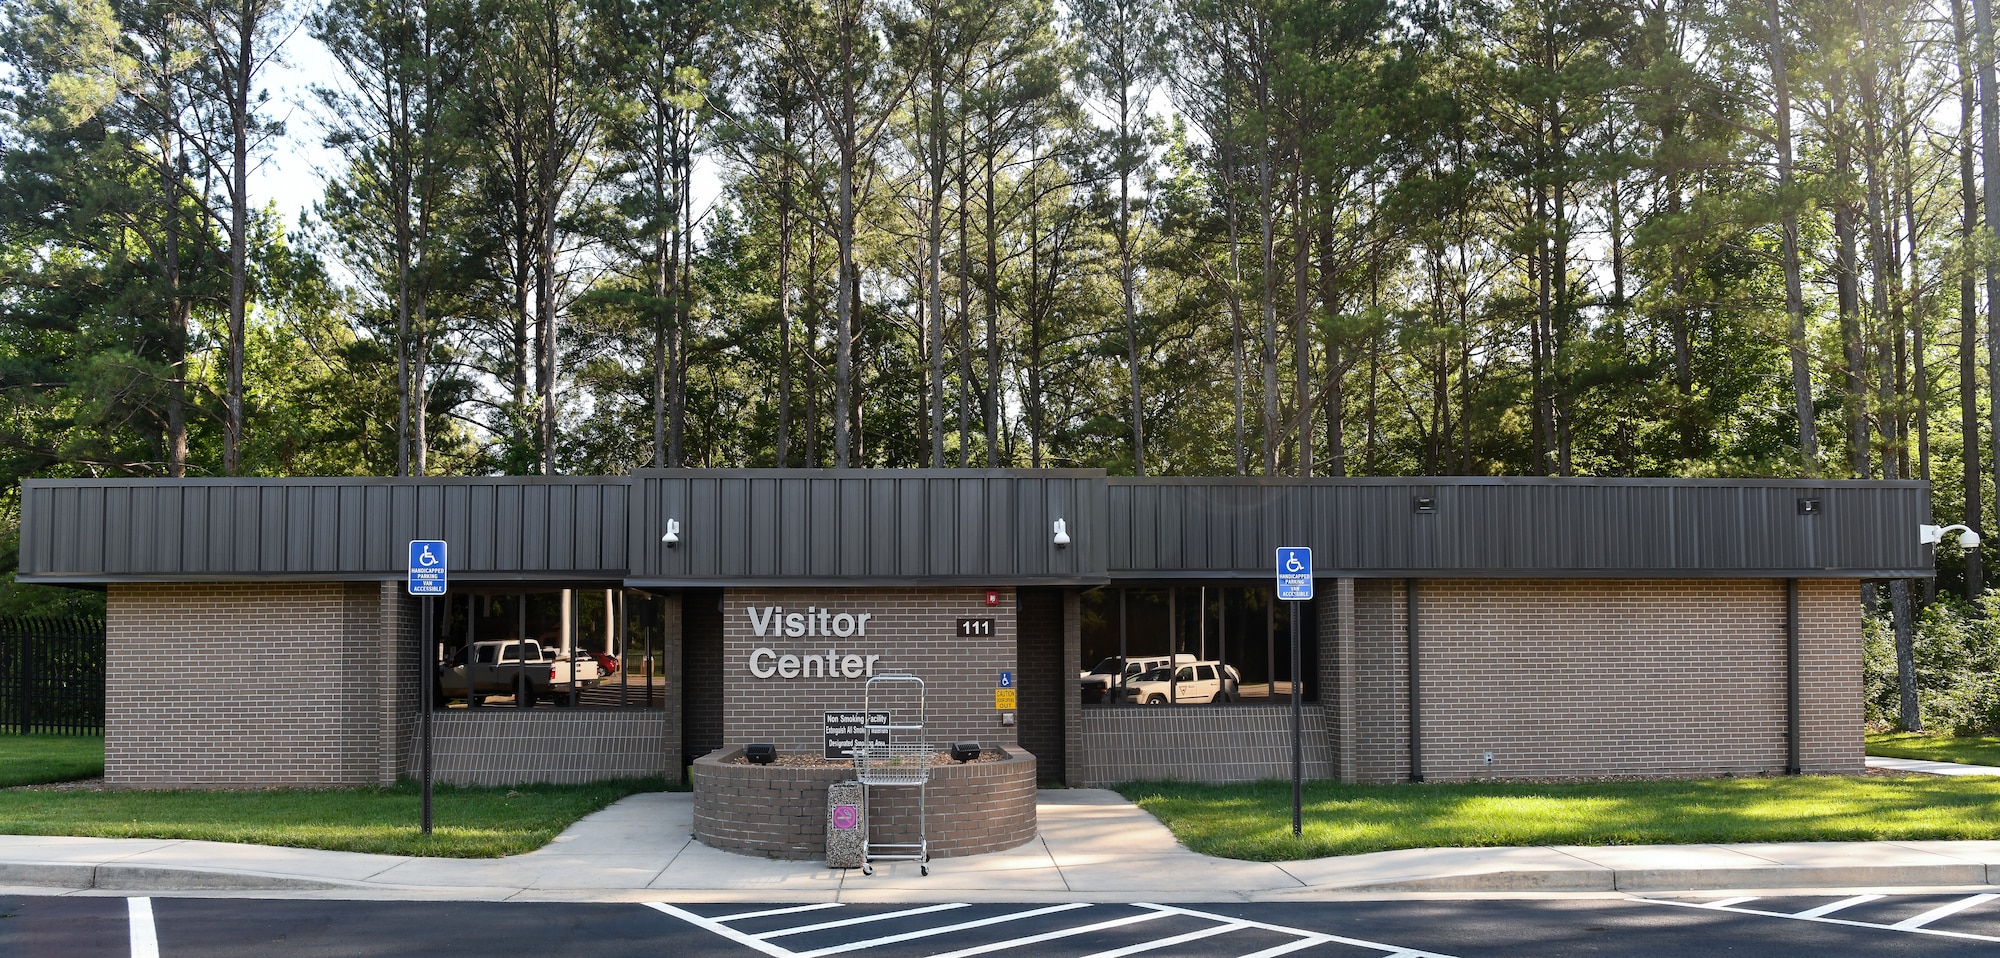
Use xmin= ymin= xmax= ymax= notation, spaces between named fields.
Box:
xmin=826 ymin=780 xmax=864 ymax=868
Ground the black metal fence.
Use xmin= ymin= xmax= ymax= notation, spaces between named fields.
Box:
xmin=0 ymin=617 xmax=105 ymax=735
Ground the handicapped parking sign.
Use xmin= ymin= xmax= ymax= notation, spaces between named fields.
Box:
xmin=408 ymin=540 xmax=448 ymax=596
xmin=1276 ymin=546 xmax=1312 ymax=600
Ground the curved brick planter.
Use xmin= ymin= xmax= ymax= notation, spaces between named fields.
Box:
xmin=693 ymin=748 xmax=1038 ymax=861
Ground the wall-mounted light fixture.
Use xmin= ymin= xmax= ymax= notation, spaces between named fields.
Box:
xmin=1920 ymin=523 xmax=1981 ymax=550
xmin=662 ymin=518 xmax=681 ymax=546
xmin=1052 ymin=518 xmax=1071 ymax=548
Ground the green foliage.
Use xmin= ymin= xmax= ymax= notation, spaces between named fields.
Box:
xmin=0 ymin=732 xmax=103 ymax=786
xmin=0 ymin=777 xmax=667 ymax=857
xmin=1119 ymin=774 xmax=2000 ymax=861
xmin=1864 ymin=594 xmax=2000 ymax=734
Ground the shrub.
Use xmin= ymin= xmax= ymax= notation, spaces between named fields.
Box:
xmin=1863 ymin=592 xmax=2000 ymax=733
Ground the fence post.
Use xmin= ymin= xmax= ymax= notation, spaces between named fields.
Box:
xmin=18 ymin=619 xmax=32 ymax=736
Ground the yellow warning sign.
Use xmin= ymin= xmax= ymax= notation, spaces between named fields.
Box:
xmin=995 ymin=688 xmax=1017 ymax=710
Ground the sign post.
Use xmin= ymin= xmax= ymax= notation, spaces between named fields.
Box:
xmin=1276 ymin=547 xmax=1312 ymax=837
xmin=409 ymin=540 xmax=447 ymax=835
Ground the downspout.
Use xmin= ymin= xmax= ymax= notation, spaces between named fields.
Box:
xmin=1407 ymin=579 xmax=1422 ymax=782
xmin=1787 ymin=579 xmax=1801 ymax=775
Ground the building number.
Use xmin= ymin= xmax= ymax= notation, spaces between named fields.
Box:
xmin=957 ymin=618 xmax=994 ymax=637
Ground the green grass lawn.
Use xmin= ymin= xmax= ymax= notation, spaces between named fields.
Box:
xmin=1115 ymin=775 xmax=2000 ymax=861
xmin=0 ymin=733 xmax=104 ymax=786
xmin=0 ymin=778 xmax=664 ymax=857
xmin=1866 ymin=732 xmax=2000 ymax=767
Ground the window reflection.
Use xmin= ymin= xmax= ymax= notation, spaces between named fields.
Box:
xmin=1079 ymin=586 xmax=1314 ymax=706
xmin=431 ymin=587 xmax=669 ymax=710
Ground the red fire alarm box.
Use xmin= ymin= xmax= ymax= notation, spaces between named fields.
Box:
xmin=986 ymin=590 xmax=999 ymax=606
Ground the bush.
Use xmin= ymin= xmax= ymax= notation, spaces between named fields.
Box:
xmin=1864 ymin=592 xmax=2000 ymax=733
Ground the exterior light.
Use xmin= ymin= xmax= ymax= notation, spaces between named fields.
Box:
xmin=662 ymin=518 xmax=680 ymax=546
xmin=950 ymin=742 xmax=981 ymax=763
xmin=744 ymin=743 xmax=776 ymax=765
xmin=1052 ymin=518 xmax=1070 ymax=548
xmin=1920 ymin=523 xmax=1981 ymax=550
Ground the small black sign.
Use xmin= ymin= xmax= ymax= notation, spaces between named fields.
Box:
xmin=824 ymin=710 xmax=891 ymax=760
xmin=957 ymin=618 xmax=994 ymax=638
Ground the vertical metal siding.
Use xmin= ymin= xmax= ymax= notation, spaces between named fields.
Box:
xmin=1105 ymin=479 xmax=1927 ymax=576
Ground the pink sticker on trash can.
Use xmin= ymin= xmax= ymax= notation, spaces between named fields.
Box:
xmin=832 ymin=805 xmax=858 ymax=829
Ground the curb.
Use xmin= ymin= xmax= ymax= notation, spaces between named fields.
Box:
xmin=0 ymin=861 xmax=351 ymax=892
xmin=1342 ymin=863 xmax=2000 ymax=894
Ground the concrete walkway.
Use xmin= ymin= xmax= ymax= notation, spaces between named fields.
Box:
xmin=1865 ymin=755 xmax=2000 ymax=776
xmin=6 ymin=780 xmax=2000 ymax=902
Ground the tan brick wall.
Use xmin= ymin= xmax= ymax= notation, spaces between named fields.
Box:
xmin=107 ymin=581 xmax=406 ymax=788
xmin=722 ymin=588 xmax=1017 ymax=754
xmin=692 ymin=748 xmax=1038 ymax=860
xmin=1331 ymin=578 xmax=1863 ymax=783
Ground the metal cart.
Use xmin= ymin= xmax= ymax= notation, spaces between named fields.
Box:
xmin=854 ymin=673 xmax=929 ymax=876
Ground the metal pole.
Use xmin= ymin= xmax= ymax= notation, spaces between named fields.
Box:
xmin=1787 ymin=579 xmax=1801 ymax=775
xmin=1290 ymin=598 xmax=1303 ymax=836
xmin=421 ymin=594 xmax=434 ymax=835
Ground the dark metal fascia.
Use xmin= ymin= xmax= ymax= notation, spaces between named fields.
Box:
xmin=623 ymin=574 xmax=1114 ymax=589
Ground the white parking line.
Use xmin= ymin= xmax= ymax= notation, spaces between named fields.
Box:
xmin=646 ymin=902 xmax=795 ymax=958
xmin=127 ymin=897 xmax=159 ymax=958
xmin=1891 ymin=894 xmax=2000 ymax=931
xmin=1791 ymin=895 xmax=1883 ymax=918
xmin=795 ymin=902 xmax=1093 ymax=958
xmin=920 ymin=907 xmax=1172 ymax=958
xmin=1071 ymin=920 xmax=1252 ymax=958
xmin=1634 ymin=896 xmax=2000 ymax=944
xmin=1142 ymin=904 xmax=1461 ymax=958
xmin=760 ymin=903 xmax=972 ymax=939
xmin=1699 ymin=896 xmax=1761 ymax=909
xmin=714 ymin=903 xmax=848 ymax=924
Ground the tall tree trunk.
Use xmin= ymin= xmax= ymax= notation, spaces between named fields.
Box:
xmin=1977 ymin=0 xmax=2000 ymax=526
xmin=1292 ymin=155 xmax=1312 ymax=477
xmin=1957 ymin=0 xmax=1985 ymax=597
xmin=1893 ymin=577 xmax=1920 ymax=730
xmin=223 ymin=0 xmax=256 ymax=476
xmin=1770 ymin=0 xmax=1816 ymax=468
xmin=776 ymin=117 xmax=795 ymax=467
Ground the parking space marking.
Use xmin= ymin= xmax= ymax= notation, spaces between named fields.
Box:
xmin=794 ymin=902 xmax=1093 ymax=958
xmin=919 ymin=908 xmax=1172 ymax=958
xmin=1790 ymin=895 xmax=1882 ymax=919
xmin=128 ymin=897 xmax=158 ymax=958
xmin=1890 ymin=894 xmax=2000 ymax=930
xmin=1696 ymin=896 xmax=1760 ymax=909
xmin=1071 ymin=919 xmax=1252 ymax=958
xmin=715 ymin=903 xmax=849 ymax=924
xmin=649 ymin=900 xmax=1459 ymax=958
xmin=1144 ymin=904 xmax=1459 ymax=958
xmin=760 ymin=903 xmax=972 ymax=939
xmin=1635 ymin=896 xmax=2000 ymax=943
xmin=646 ymin=903 xmax=795 ymax=958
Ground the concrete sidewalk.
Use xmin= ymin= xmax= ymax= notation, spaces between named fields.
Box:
xmin=5 ymin=780 xmax=2000 ymax=902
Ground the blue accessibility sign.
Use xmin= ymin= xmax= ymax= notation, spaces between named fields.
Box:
xmin=999 ymin=671 xmax=1014 ymax=689
xmin=408 ymin=540 xmax=448 ymax=596
xmin=1275 ymin=547 xmax=1313 ymax=601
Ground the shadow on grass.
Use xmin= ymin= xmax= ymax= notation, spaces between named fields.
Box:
xmin=1115 ymin=776 xmax=2000 ymax=861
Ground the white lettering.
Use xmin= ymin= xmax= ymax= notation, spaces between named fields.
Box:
xmin=748 ymin=606 xmax=776 ymax=637
xmin=803 ymin=652 xmax=825 ymax=678
xmin=866 ymin=654 xmax=881 ymax=675
xmin=784 ymin=612 xmax=806 ymax=637
xmin=806 ymin=606 xmax=817 ymax=636
xmin=855 ymin=613 xmax=872 ymax=635
xmin=842 ymin=654 xmax=864 ymax=677
xmin=749 ymin=648 xmax=776 ymax=678
xmin=778 ymin=654 xmax=800 ymax=678
xmin=832 ymin=613 xmax=855 ymax=637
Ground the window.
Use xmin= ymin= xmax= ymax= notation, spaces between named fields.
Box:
xmin=1079 ymin=585 xmax=1316 ymax=706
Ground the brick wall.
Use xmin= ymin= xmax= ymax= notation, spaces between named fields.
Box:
xmin=1017 ymin=588 xmax=1065 ymax=783
xmin=1327 ymin=578 xmax=1863 ymax=783
xmin=683 ymin=589 xmax=725 ymax=760
xmin=722 ymin=587 xmax=1017 ymax=754
xmin=1078 ymin=706 xmax=1332 ymax=785
xmin=106 ymin=582 xmax=402 ymax=787
xmin=419 ymin=710 xmax=673 ymax=785
xmin=691 ymin=748 xmax=1038 ymax=860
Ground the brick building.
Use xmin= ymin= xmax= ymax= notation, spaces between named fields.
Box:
xmin=19 ymin=471 xmax=1931 ymax=792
